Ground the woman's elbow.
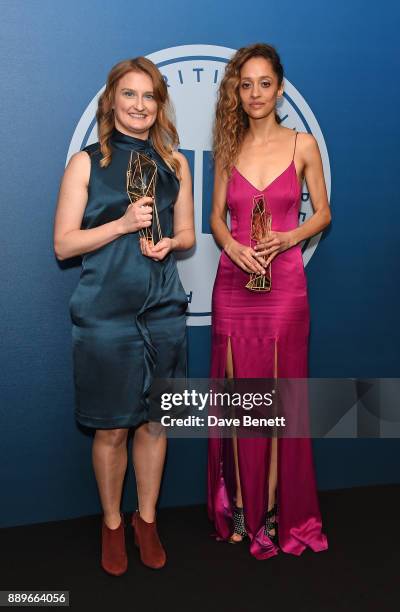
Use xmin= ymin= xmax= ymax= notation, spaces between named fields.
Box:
xmin=54 ymin=237 xmax=67 ymax=261
xmin=187 ymin=229 xmax=196 ymax=249
xmin=54 ymin=245 xmax=63 ymax=261
xmin=209 ymin=212 xmax=218 ymax=235
xmin=324 ymin=207 xmax=332 ymax=228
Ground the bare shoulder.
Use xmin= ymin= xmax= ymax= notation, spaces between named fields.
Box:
xmin=296 ymin=132 xmax=319 ymax=154
xmin=278 ymin=126 xmax=311 ymax=150
xmin=68 ymin=150 xmax=90 ymax=167
xmin=172 ymin=149 xmax=191 ymax=178
xmin=66 ymin=150 xmax=90 ymax=173
xmin=172 ymin=149 xmax=189 ymax=168
xmin=63 ymin=150 xmax=90 ymax=184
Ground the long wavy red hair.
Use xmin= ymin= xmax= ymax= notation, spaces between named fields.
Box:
xmin=97 ymin=58 xmax=180 ymax=176
xmin=213 ymin=43 xmax=284 ymax=175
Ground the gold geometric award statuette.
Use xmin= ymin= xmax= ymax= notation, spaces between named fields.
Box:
xmin=245 ymin=193 xmax=272 ymax=292
xmin=126 ymin=151 xmax=162 ymax=244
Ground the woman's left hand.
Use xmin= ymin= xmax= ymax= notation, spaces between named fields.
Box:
xmin=254 ymin=231 xmax=296 ymax=266
xmin=140 ymin=236 xmax=175 ymax=261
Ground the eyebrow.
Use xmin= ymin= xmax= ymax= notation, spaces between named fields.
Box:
xmin=120 ymin=87 xmax=154 ymax=93
xmin=240 ymin=75 xmax=272 ymax=80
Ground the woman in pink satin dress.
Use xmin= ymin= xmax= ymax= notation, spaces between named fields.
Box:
xmin=208 ymin=43 xmax=331 ymax=559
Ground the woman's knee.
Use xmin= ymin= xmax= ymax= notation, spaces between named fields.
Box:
xmin=95 ymin=428 xmax=129 ymax=447
xmin=135 ymin=421 xmax=165 ymax=440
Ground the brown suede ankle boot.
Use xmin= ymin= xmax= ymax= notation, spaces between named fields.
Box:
xmin=101 ymin=513 xmax=128 ymax=576
xmin=131 ymin=510 xmax=166 ymax=569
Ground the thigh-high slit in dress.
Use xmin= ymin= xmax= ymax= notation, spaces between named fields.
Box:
xmin=207 ymin=132 xmax=328 ymax=559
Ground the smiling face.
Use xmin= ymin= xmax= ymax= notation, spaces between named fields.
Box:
xmin=239 ymin=56 xmax=283 ymax=122
xmin=113 ymin=70 xmax=158 ymax=139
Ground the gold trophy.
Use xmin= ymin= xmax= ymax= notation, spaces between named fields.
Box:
xmin=245 ymin=194 xmax=272 ymax=292
xmin=126 ymin=151 xmax=162 ymax=245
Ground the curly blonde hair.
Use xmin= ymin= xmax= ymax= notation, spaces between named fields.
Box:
xmin=213 ymin=43 xmax=284 ymax=175
xmin=97 ymin=57 xmax=181 ymax=176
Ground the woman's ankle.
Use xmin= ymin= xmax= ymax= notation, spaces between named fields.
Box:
xmin=103 ymin=512 xmax=123 ymax=529
xmin=235 ymin=495 xmax=243 ymax=508
xmin=137 ymin=507 xmax=156 ymax=523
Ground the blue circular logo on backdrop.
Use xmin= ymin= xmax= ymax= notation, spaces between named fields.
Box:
xmin=67 ymin=44 xmax=331 ymax=327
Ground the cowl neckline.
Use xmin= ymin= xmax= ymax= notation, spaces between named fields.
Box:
xmin=111 ymin=128 xmax=153 ymax=154
xmin=110 ymin=128 xmax=179 ymax=182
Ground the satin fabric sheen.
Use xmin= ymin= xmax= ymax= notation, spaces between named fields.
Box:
xmin=208 ymin=135 xmax=328 ymax=559
xmin=69 ymin=129 xmax=188 ymax=429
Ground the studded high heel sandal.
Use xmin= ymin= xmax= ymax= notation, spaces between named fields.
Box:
xmin=264 ymin=503 xmax=278 ymax=543
xmin=229 ymin=506 xmax=247 ymax=543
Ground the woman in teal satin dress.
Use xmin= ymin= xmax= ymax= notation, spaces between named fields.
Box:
xmin=54 ymin=58 xmax=194 ymax=575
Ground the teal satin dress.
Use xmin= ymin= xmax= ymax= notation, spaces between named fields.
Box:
xmin=69 ymin=129 xmax=188 ymax=429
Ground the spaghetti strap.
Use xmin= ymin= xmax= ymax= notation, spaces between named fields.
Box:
xmin=292 ymin=131 xmax=298 ymax=161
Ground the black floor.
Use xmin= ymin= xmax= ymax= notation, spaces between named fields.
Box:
xmin=1 ymin=485 xmax=399 ymax=612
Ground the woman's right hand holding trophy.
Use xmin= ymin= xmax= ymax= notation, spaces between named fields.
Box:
xmin=224 ymin=238 xmax=267 ymax=276
xmin=118 ymin=196 xmax=153 ymax=235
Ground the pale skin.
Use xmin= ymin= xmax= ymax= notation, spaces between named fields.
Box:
xmin=54 ymin=70 xmax=194 ymax=529
xmin=210 ymin=56 xmax=331 ymax=541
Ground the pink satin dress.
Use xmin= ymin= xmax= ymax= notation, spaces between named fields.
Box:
xmin=207 ymin=132 xmax=328 ymax=559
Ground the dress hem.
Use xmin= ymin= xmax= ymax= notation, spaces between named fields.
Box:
xmin=75 ymin=410 xmax=148 ymax=430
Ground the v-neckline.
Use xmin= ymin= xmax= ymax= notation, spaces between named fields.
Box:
xmin=233 ymin=160 xmax=296 ymax=192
